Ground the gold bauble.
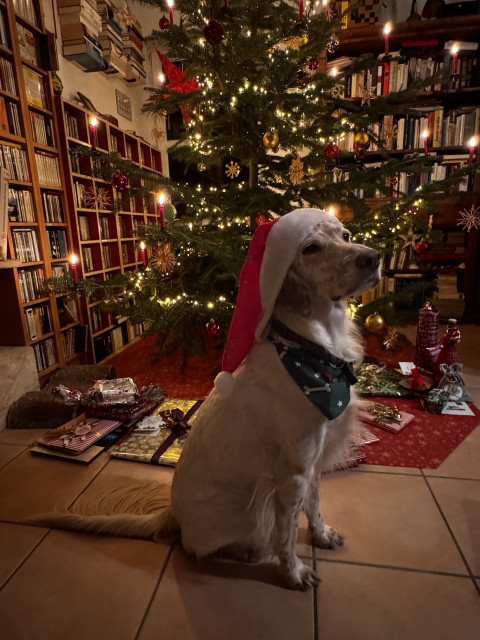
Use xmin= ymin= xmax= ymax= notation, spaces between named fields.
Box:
xmin=365 ymin=313 xmax=385 ymax=334
xmin=263 ymin=130 xmax=279 ymax=149
xmin=354 ymin=131 xmax=370 ymax=148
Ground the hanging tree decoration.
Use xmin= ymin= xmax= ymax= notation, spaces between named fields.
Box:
xmin=150 ymin=243 xmax=175 ymax=274
xmin=203 ymin=19 xmax=224 ymax=45
xmin=158 ymin=15 xmax=170 ymax=30
xmin=263 ymin=130 xmax=279 ymax=150
xmin=205 ymin=318 xmax=220 ymax=337
xmin=156 ymin=51 xmax=200 ymax=124
xmin=457 ymin=204 xmax=480 ymax=232
xmin=354 ymin=130 xmax=370 ymax=149
xmin=225 ymin=160 xmax=241 ymax=179
xmin=289 ymin=156 xmax=304 ymax=185
xmin=307 ymin=57 xmax=319 ymax=71
xmin=111 ymin=172 xmax=128 ymax=191
xmin=359 ymin=78 xmax=376 ymax=107
xmin=84 ymin=187 xmax=111 ymax=210
xmin=324 ymin=141 xmax=339 ymax=160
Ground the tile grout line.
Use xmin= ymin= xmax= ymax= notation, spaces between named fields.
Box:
xmin=311 ymin=542 xmax=319 ymax=640
xmin=0 ymin=528 xmax=51 ymax=592
xmin=133 ymin=543 xmax=176 ymax=640
xmin=420 ymin=470 xmax=480 ymax=597
xmin=0 ymin=444 xmax=31 ymax=471
xmin=66 ymin=459 xmax=114 ymax=510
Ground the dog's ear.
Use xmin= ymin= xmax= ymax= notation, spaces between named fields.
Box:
xmin=275 ymin=266 xmax=312 ymax=316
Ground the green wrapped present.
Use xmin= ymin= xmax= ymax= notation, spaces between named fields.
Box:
xmin=355 ymin=363 xmax=411 ymax=397
xmin=424 ymin=388 xmax=450 ymax=414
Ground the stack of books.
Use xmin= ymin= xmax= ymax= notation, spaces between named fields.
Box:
xmin=58 ymin=0 xmax=107 ymax=72
xmin=97 ymin=0 xmax=128 ymax=76
xmin=121 ymin=12 xmax=146 ymax=84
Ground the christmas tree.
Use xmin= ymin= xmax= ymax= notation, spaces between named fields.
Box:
xmin=51 ymin=0 xmax=477 ymax=359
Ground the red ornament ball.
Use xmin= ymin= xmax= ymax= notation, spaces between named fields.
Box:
xmin=205 ymin=319 xmax=220 ymax=337
xmin=324 ymin=142 xmax=339 ymax=160
xmin=415 ymin=240 xmax=430 ymax=255
xmin=112 ymin=172 xmax=128 ymax=191
xmin=158 ymin=16 xmax=169 ymax=30
xmin=307 ymin=57 xmax=319 ymax=71
xmin=204 ymin=20 xmax=224 ymax=45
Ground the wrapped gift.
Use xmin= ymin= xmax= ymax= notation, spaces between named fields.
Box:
xmin=359 ymin=401 xmax=414 ymax=433
xmin=415 ymin=302 xmax=439 ymax=372
xmin=87 ymin=378 xmax=139 ymax=405
xmin=424 ymin=388 xmax=451 ymax=414
xmin=110 ymin=398 xmax=202 ymax=466
xmin=355 ymin=363 xmax=410 ymax=397
xmin=36 ymin=415 xmax=121 ymax=456
xmin=84 ymin=384 xmax=166 ymax=423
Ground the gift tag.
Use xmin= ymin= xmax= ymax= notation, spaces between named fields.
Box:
xmin=441 ymin=402 xmax=475 ymax=416
xmin=399 ymin=362 xmax=415 ymax=375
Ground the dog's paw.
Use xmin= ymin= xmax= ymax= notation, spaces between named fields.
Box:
xmin=281 ymin=559 xmax=320 ymax=591
xmin=312 ymin=524 xmax=344 ymax=549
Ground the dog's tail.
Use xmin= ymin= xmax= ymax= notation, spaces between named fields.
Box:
xmin=26 ymin=479 xmax=179 ymax=542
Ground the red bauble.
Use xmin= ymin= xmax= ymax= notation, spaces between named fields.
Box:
xmin=307 ymin=57 xmax=319 ymax=71
xmin=112 ymin=172 xmax=128 ymax=191
xmin=324 ymin=143 xmax=339 ymax=160
xmin=204 ymin=20 xmax=224 ymax=45
xmin=159 ymin=16 xmax=169 ymax=30
xmin=205 ymin=319 xmax=220 ymax=337
xmin=256 ymin=214 xmax=270 ymax=226
xmin=415 ymin=240 xmax=429 ymax=255
xmin=354 ymin=149 xmax=365 ymax=164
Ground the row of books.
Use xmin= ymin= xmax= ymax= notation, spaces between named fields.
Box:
xmin=35 ymin=151 xmax=61 ymax=187
xmin=57 ymin=296 xmax=78 ymax=328
xmin=100 ymin=215 xmax=110 ymax=238
xmin=102 ymin=243 xmax=112 ymax=268
xmin=13 ymin=0 xmax=38 ymax=26
xmin=1 ymin=142 xmax=29 ymax=181
xmin=25 ymin=304 xmax=52 ymax=341
xmin=9 ymin=188 xmax=34 ymax=222
xmin=42 ymin=192 xmax=64 ymax=223
xmin=18 ymin=267 xmax=44 ymax=302
xmin=98 ymin=0 xmax=129 ymax=76
xmin=82 ymin=245 xmax=95 ymax=271
xmin=32 ymin=337 xmax=56 ymax=372
xmin=12 ymin=227 xmax=40 ymax=262
xmin=30 ymin=112 xmax=55 ymax=147
xmin=93 ymin=330 xmax=112 ymax=361
xmin=66 ymin=112 xmax=80 ymax=139
xmin=51 ymin=263 xmax=68 ymax=278
xmin=62 ymin=326 xmax=84 ymax=358
xmin=78 ymin=214 xmax=91 ymax=240
xmin=47 ymin=227 xmax=69 ymax=259
xmin=0 ymin=98 xmax=22 ymax=136
xmin=74 ymin=181 xmax=87 ymax=208
xmin=60 ymin=0 xmax=108 ymax=72
xmin=0 ymin=10 xmax=8 ymax=48
xmin=0 ymin=57 xmax=16 ymax=94
xmin=16 ymin=23 xmax=38 ymax=66
xmin=121 ymin=242 xmax=131 ymax=264
xmin=90 ymin=303 xmax=105 ymax=333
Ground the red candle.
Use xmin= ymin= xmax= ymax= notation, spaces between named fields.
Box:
xmin=468 ymin=136 xmax=476 ymax=164
xmin=451 ymin=43 xmax=458 ymax=74
xmin=299 ymin=0 xmax=303 ymax=20
xmin=423 ymin=129 xmax=428 ymax=155
xmin=167 ymin=0 xmax=174 ymax=24
xmin=140 ymin=242 xmax=147 ymax=266
xmin=158 ymin=193 xmax=165 ymax=229
xmin=89 ymin=117 xmax=98 ymax=149
xmin=70 ymin=254 xmax=78 ymax=284
xmin=383 ymin=22 xmax=391 ymax=56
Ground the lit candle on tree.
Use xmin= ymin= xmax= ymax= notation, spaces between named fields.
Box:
xmin=158 ymin=192 xmax=165 ymax=229
xmin=383 ymin=22 xmax=391 ymax=55
xmin=451 ymin=43 xmax=458 ymax=74
xmin=423 ymin=129 xmax=429 ymax=154
xmin=468 ymin=136 xmax=477 ymax=164
xmin=158 ymin=72 xmax=165 ymax=86
xmin=140 ymin=241 xmax=147 ymax=266
xmin=89 ymin=116 xmax=98 ymax=149
xmin=70 ymin=253 xmax=78 ymax=284
xmin=167 ymin=0 xmax=174 ymax=24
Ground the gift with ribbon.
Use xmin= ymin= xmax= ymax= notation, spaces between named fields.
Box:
xmin=359 ymin=401 xmax=414 ymax=433
xmin=355 ymin=363 xmax=411 ymax=397
xmin=424 ymin=387 xmax=451 ymax=414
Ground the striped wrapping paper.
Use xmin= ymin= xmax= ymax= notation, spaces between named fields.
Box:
xmin=36 ymin=415 xmax=121 ymax=455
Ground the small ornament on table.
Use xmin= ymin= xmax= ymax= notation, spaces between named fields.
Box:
xmin=434 ymin=319 xmax=461 ymax=383
xmin=415 ymin=301 xmax=439 ymax=372
xmin=289 ymin=156 xmax=304 ymax=185
xmin=263 ymin=130 xmax=279 ymax=151
xmin=151 ymin=243 xmax=175 ymax=274
xmin=205 ymin=318 xmax=220 ymax=337
xmin=112 ymin=171 xmax=128 ymax=192
xmin=225 ymin=160 xmax=241 ymax=179
xmin=424 ymin=387 xmax=451 ymax=414
xmin=457 ymin=204 xmax=480 ymax=232
xmin=204 ymin=19 xmax=224 ymax=45
xmin=438 ymin=362 xmax=472 ymax=403
xmin=365 ymin=312 xmax=385 ymax=334
xmin=323 ymin=142 xmax=339 ymax=160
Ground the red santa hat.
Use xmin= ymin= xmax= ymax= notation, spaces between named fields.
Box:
xmin=219 ymin=208 xmax=335 ymax=385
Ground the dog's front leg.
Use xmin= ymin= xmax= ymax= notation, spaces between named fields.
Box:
xmin=273 ymin=474 xmax=320 ymax=590
xmin=303 ymin=474 xmax=344 ymax=549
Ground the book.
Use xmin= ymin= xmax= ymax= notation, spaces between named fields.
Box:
xmin=22 ymin=67 xmax=45 ymax=108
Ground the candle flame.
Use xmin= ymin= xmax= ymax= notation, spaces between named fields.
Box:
xmin=423 ymin=129 xmax=428 ymax=139
xmin=89 ymin=116 xmax=98 ymax=127
xmin=158 ymin=193 xmax=165 ymax=205
xmin=330 ymin=66 xmax=338 ymax=77
xmin=70 ymin=253 xmax=78 ymax=265
xmin=469 ymin=136 xmax=477 ymax=148
xmin=327 ymin=206 xmax=336 ymax=216
xmin=383 ymin=22 xmax=391 ymax=36
xmin=167 ymin=0 xmax=174 ymax=7
xmin=451 ymin=43 xmax=458 ymax=55
xmin=158 ymin=72 xmax=165 ymax=85
xmin=140 ymin=241 xmax=146 ymax=250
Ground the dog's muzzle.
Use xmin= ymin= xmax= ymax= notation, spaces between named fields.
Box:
xmin=355 ymin=249 xmax=380 ymax=272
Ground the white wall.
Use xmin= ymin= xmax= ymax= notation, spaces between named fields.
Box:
xmin=41 ymin=0 xmax=169 ymax=174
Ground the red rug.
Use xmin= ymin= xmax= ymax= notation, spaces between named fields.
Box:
xmin=108 ymin=334 xmax=480 ymax=469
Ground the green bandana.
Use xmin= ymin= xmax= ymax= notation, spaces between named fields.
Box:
xmin=270 ymin=327 xmax=357 ymax=420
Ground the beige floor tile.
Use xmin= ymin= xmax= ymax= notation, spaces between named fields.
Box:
xmin=315 ymin=471 xmax=466 ymax=574
xmin=427 ymin=477 xmax=480 ymax=577
xmin=316 ymin=562 xmax=480 ymax=640
xmin=138 ymin=546 xmax=315 ymax=640
xmin=0 ymin=428 xmax=46 ymax=446
xmin=0 ymin=530 xmax=170 ymax=640
xmin=0 ymin=448 xmax=109 ymax=522
xmin=425 ymin=425 xmax=480 ymax=479
xmin=0 ymin=522 xmax=48 ymax=588
xmin=0 ymin=443 xmax=24 ymax=469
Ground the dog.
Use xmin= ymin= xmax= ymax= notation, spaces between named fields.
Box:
xmin=33 ymin=209 xmax=380 ymax=590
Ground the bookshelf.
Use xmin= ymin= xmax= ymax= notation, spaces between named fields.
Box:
xmin=0 ymin=0 xmax=84 ymax=379
xmin=57 ymin=98 xmax=164 ymax=364
xmin=330 ymin=15 xmax=480 ymax=321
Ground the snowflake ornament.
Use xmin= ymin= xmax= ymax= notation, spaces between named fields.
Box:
xmin=225 ymin=160 xmax=240 ymax=179
xmin=84 ymin=187 xmax=111 ymax=210
xmin=290 ymin=157 xmax=304 ymax=185
xmin=151 ymin=244 xmax=175 ymax=274
xmin=151 ymin=127 xmax=165 ymax=141
xmin=359 ymin=79 xmax=376 ymax=107
xmin=457 ymin=204 xmax=480 ymax=232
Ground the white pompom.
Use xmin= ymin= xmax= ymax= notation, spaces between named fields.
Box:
xmin=214 ymin=371 xmax=235 ymax=395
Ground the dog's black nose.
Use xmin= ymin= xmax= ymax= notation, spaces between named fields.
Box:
xmin=355 ymin=250 xmax=380 ymax=270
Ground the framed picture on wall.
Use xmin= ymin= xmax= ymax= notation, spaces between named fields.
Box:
xmin=116 ymin=89 xmax=132 ymax=120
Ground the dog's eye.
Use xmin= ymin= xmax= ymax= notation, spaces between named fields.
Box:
xmin=343 ymin=232 xmax=350 ymax=242
xmin=302 ymin=244 xmax=322 ymax=255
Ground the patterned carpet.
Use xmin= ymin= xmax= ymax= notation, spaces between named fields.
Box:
xmin=108 ymin=333 xmax=479 ymax=469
